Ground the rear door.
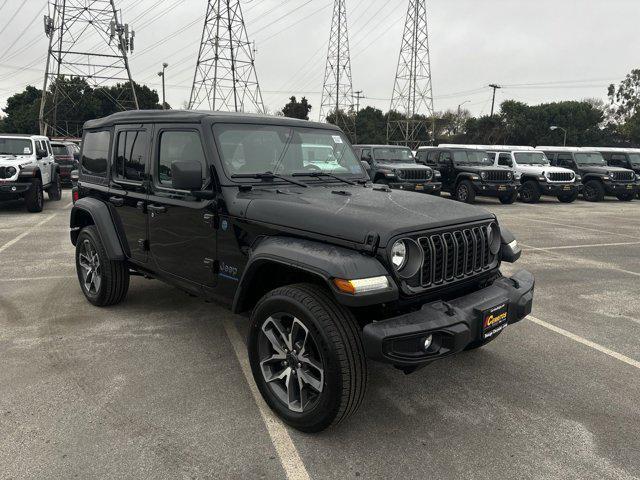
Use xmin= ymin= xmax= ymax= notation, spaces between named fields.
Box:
xmin=37 ymin=140 xmax=52 ymax=185
xmin=437 ymin=150 xmax=454 ymax=188
xmin=109 ymin=125 xmax=151 ymax=264
xmin=147 ymin=125 xmax=218 ymax=287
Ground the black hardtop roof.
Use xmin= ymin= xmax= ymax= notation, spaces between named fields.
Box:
xmin=353 ymin=144 xmax=413 ymax=148
xmin=83 ymin=109 xmax=341 ymax=131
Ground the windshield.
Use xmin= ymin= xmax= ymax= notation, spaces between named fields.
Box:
xmin=0 ymin=138 xmax=32 ymax=156
xmin=452 ymin=150 xmax=493 ymax=165
xmin=373 ymin=147 xmax=415 ymax=163
xmin=628 ymin=153 xmax=640 ymax=165
xmin=51 ymin=144 xmax=68 ymax=156
xmin=574 ymin=152 xmax=606 ymax=166
xmin=514 ymin=152 xmax=549 ymax=165
xmin=213 ymin=124 xmax=364 ymax=178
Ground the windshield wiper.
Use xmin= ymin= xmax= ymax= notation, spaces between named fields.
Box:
xmin=292 ymin=171 xmax=362 ymax=185
xmin=231 ymin=171 xmax=309 ymax=188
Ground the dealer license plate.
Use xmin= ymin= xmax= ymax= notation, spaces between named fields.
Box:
xmin=498 ymin=185 xmax=507 ymax=191
xmin=563 ymin=185 xmax=571 ymax=190
xmin=627 ymin=185 xmax=633 ymax=190
xmin=415 ymin=184 xmax=424 ymax=190
xmin=482 ymin=302 xmax=509 ymax=339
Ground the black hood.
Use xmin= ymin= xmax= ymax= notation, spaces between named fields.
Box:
xmin=454 ymin=164 xmax=509 ymax=173
xmin=578 ymin=165 xmax=629 ymax=174
xmin=375 ymin=161 xmax=431 ymax=170
xmin=231 ymin=184 xmax=494 ymax=246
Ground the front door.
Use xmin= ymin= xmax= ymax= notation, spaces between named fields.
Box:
xmin=109 ymin=125 xmax=151 ymax=264
xmin=437 ymin=151 xmax=454 ymax=189
xmin=147 ymin=125 xmax=217 ymax=287
xmin=37 ymin=140 xmax=52 ymax=185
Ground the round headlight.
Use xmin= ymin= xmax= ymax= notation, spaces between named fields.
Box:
xmin=480 ymin=172 xmax=488 ymax=180
xmin=487 ymin=223 xmax=501 ymax=255
xmin=391 ymin=240 xmax=407 ymax=270
xmin=506 ymin=171 xmax=512 ymax=179
xmin=6 ymin=166 xmax=17 ymax=176
xmin=609 ymin=172 xmax=615 ymax=179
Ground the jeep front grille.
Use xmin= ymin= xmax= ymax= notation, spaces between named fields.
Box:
xmin=613 ymin=171 xmax=635 ymax=182
xmin=547 ymin=172 xmax=573 ymax=182
xmin=398 ymin=168 xmax=432 ymax=181
xmin=418 ymin=224 xmax=497 ymax=288
xmin=486 ymin=170 xmax=511 ymax=183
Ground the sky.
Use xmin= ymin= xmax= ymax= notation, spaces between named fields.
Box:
xmin=0 ymin=0 xmax=638 ymax=120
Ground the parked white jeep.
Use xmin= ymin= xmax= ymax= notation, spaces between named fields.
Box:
xmin=0 ymin=134 xmax=62 ymax=212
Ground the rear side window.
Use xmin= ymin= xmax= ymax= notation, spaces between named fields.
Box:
xmin=51 ymin=144 xmax=68 ymax=156
xmin=81 ymin=131 xmax=111 ymax=177
xmin=158 ymin=130 xmax=206 ymax=187
xmin=115 ymin=130 xmax=148 ymax=182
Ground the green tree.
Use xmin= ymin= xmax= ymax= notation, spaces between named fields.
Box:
xmin=354 ymin=106 xmax=386 ymax=144
xmin=0 ymin=85 xmax=42 ymax=134
xmin=607 ymin=69 xmax=640 ymax=123
xmin=281 ymin=96 xmax=312 ymax=120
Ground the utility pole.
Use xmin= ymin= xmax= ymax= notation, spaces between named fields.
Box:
xmin=489 ymin=84 xmax=501 ymax=116
xmin=320 ymin=0 xmax=355 ymax=140
xmin=39 ymin=0 xmax=138 ymax=137
xmin=158 ymin=62 xmax=168 ymax=109
xmin=354 ymin=90 xmax=365 ymax=113
xmin=189 ymin=0 xmax=265 ymax=113
xmin=387 ymin=0 xmax=435 ymax=150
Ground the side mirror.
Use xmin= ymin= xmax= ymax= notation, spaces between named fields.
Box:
xmin=360 ymin=160 xmax=371 ymax=172
xmin=70 ymin=169 xmax=79 ymax=182
xmin=36 ymin=148 xmax=47 ymax=160
xmin=171 ymin=161 xmax=203 ymax=191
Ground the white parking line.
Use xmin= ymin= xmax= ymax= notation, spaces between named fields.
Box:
xmin=0 ymin=275 xmax=75 ymax=282
xmin=528 ymin=315 xmax=640 ymax=370
xmin=0 ymin=214 xmax=57 ymax=254
xmin=222 ymin=317 xmax=311 ymax=480
xmin=513 ymin=216 xmax=640 ymax=240
xmin=523 ymin=241 xmax=640 ymax=251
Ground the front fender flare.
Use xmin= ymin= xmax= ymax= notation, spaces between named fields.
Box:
xmin=232 ymin=236 xmax=398 ymax=312
xmin=70 ymin=197 xmax=125 ymax=260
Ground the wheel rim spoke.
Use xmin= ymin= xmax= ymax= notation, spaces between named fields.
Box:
xmin=290 ymin=318 xmax=308 ymax=355
xmin=262 ymin=317 xmax=289 ymax=354
xmin=286 ymin=369 xmax=302 ymax=412
xmin=297 ymin=367 xmax=323 ymax=393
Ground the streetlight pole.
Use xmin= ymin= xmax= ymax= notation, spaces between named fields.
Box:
xmin=456 ymin=100 xmax=470 ymax=134
xmin=158 ymin=62 xmax=168 ymax=109
xmin=550 ymin=125 xmax=567 ymax=146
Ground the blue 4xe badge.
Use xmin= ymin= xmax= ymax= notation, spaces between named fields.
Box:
xmin=221 ymin=219 xmax=229 ymax=231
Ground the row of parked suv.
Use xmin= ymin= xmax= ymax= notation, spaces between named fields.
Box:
xmin=350 ymin=143 xmax=639 ymax=204
xmin=0 ymin=133 xmax=80 ymax=211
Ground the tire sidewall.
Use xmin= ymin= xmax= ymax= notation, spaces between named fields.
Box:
xmin=520 ymin=181 xmax=539 ymax=203
xmin=75 ymin=227 xmax=107 ymax=306
xmin=456 ymin=180 xmax=474 ymax=203
xmin=25 ymin=178 xmax=44 ymax=212
xmin=248 ymin=291 xmax=343 ymax=430
xmin=583 ymin=180 xmax=604 ymax=202
xmin=49 ymin=173 xmax=62 ymax=201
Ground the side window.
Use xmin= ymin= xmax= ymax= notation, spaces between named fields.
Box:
xmin=427 ymin=150 xmax=438 ymax=163
xmin=438 ymin=151 xmax=451 ymax=164
xmin=498 ymin=153 xmax=512 ymax=167
xmin=37 ymin=140 xmax=46 ymax=153
xmin=81 ymin=130 xmax=111 ymax=177
xmin=545 ymin=152 xmax=556 ymax=164
xmin=556 ymin=153 xmax=573 ymax=168
xmin=415 ymin=150 xmax=427 ymax=163
xmin=361 ymin=148 xmax=372 ymax=160
xmin=114 ymin=130 xmax=148 ymax=182
xmin=610 ymin=154 xmax=626 ymax=166
xmin=45 ymin=141 xmax=52 ymax=155
xmin=158 ymin=130 xmax=206 ymax=188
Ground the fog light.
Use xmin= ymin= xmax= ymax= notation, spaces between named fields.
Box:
xmin=423 ymin=335 xmax=433 ymax=351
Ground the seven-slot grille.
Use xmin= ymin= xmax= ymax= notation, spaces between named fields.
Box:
xmin=397 ymin=168 xmax=432 ymax=181
xmin=612 ymin=171 xmax=635 ymax=182
xmin=547 ymin=171 xmax=574 ymax=182
xmin=418 ymin=224 xmax=496 ymax=288
xmin=485 ymin=170 xmax=511 ymax=182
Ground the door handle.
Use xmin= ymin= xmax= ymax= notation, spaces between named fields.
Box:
xmin=148 ymin=205 xmax=167 ymax=214
xmin=136 ymin=201 xmax=145 ymax=210
xmin=109 ymin=196 xmax=124 ymax=207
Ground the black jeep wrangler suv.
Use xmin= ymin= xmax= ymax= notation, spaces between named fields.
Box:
xmin=416 ymin=145 xmax=519 ymax=203
xmin=352 ymin=144 xmax=441 ymax=195
xmin=540 ymin=147 xmax=639 ymax=201
xmin=70 ymin=111 xmax=534 ymax=432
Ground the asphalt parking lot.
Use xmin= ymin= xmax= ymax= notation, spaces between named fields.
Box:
xmin=1 ymin=190 xmax=639 ymax=480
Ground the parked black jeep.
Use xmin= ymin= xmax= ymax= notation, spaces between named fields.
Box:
xmin=416 ymin=146 xmax=519 ymax=204
xmin=597 ymin=148 xmax=640 ymax=199
xmin=540 ymin=147 xmax=639 ymax=201
xmin=70 ymin=111 xmax=534 ymax=432
xmin=352 ymin=144 xmax=441 ymax=195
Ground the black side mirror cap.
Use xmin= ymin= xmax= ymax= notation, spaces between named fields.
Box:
xmin=171 ymin=161 xmax=202 ymax=191
xmin=36 ymin=149 xmax=47 ymax=159
xmin=500 ymin=227 xmax=521 ymax=263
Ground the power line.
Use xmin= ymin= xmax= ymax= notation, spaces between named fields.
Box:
xmin=0 ymin=0 xmax=29 ymax=37
xmin=0 ymin=3 xmax=46 ymax=60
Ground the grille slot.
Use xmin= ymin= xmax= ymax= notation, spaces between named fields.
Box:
xmin=419 ymin=224 xmax=496 ymax=288
xmin=613 ymin=171 xmax=635 ymax=182
xmin=486 ymin=170 xmax=511 ymax=182
xmin=547 ymin=172 xmax=573 ymax=182
xmin=398 ymin=168 xmax=432 ymax=181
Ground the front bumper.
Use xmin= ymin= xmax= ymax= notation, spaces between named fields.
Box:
xmin=363 ymin=270 xmax=534 ymax=367
xmin=389 ymin=180 xmax=442 ymax=195
xmin=0 ymin=181 xmax=32 ymax=197
xmin=603 ymin=182 xmax=639 ymax=195
xmin=539 ymin=182 xmax=580 ymax=196
xmin=472 ymin=181 xmax=519 ymax=197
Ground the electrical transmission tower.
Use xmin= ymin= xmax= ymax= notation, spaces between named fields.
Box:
xmin=39 ymin=0 xmax=138 ymax=137
xmin=189 ymin=0 xmax=265 ymax=113
xmin=319 ymin=0 xmax=355 ymax=141
xmin=387 ymin=0 xmax=435 ymax=149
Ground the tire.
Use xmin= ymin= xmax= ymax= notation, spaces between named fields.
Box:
xmin=47 ymin=172 xmax=62 ymax=201
xmin=519 ymin=180 xmax=541 ymax=203
xmin=75 ymin=225 xmax=130 ymax=307
xmin=248 ymin=283 xmax=367 ymax=433
xmin=616 ymin=193 xmax=635 ymax=201
xmin=24 ymin=178 xmax=44 ymax=212
xmin=582 ymin=180 xmax=605 ymax=202
xmin=557 ymin=190 xmax=579 ymax=203
xmin=464 ymin=330 xmax=503 ymax=351
xmin=498 ymin=192 xmax=517 ymax=204
xmin=455 ymin=180 xmax=476 ymax=203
